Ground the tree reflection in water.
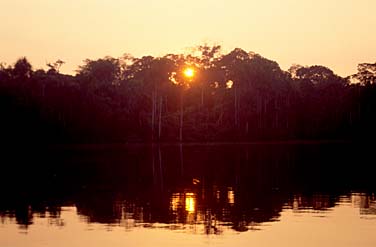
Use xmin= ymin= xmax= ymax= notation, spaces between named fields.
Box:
xmin=0 ymin=143 xmax=375 ymax=234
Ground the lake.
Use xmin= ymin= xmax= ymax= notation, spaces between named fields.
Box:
xmin=0 ymin=143 xmax=375 ymax=247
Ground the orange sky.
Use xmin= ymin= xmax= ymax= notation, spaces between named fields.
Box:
xmin=1 ymin=0 xmax=375 ymax=76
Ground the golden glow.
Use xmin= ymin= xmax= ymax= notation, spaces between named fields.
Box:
xmin=170 ymin=192 xmax=196 ymax=213
xmin=169 ymin=72 xmax=178 ymax=84
xmin=228 ymin=188 xmax=235 ymax=205
xmin=171 ymin=193 xmax=181 ymax=211
xmin=183 ymin=68 xmax=195 ymax=78
xmin=226 ymin=80 xmax=233 ymax=89
xmin=185 ymin=193 xmax=196 ymax=213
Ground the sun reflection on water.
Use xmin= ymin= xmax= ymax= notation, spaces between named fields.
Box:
xmin=170 ymin=192 xmax=197 ymax=214
xmin=185 ymin=193 xmax=196 ymax=213
xmin=227 ymin=188 xmax=235 ymax=205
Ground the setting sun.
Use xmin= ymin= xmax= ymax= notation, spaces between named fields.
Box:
xmin=183 ymin=68 xmax=195 ymax=78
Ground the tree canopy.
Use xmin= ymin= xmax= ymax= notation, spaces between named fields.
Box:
xmin=0 ymin=46 xmax=375 ymax=143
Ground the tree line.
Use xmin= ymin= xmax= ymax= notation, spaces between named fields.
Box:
xmin=0 ymin=45 xmax=375 ymax=143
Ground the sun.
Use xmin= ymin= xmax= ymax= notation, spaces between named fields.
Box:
xmin=183 ymin=68 xmax=195 ymax=78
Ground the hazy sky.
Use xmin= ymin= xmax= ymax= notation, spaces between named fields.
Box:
xmin=1 ymin=0 xmax=375 ymax=76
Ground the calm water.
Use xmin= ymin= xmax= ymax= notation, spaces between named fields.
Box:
xmin=1 ymin=143 xmax=376 ymax=247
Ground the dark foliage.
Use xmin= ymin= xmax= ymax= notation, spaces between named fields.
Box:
xmin=1 ymin=47 xmax=375 ymax=144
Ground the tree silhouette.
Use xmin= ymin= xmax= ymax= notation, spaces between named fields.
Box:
xmin=351 ymin=63 xmax=376 ymax=85
xmin=13 ymin=57 xmax=32 ymax=79
xmin=0 ymin=46 xmax=375 ymax=143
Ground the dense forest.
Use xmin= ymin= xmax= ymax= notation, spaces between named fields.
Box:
xmin=1 ymin=45 xmax=375 ymax=143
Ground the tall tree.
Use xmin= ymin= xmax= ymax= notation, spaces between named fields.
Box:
xmin=351 ymin=63 xmax=376 ymax=85
xmin=13 ymin=57 xmax=32 ymax=79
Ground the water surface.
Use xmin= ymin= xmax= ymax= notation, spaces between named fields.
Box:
xmin=1 ymin=143 xmax=375 ymax=246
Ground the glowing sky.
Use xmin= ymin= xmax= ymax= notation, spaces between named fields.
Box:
xmin=1 ymin=0 xmax=375 ymax=76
